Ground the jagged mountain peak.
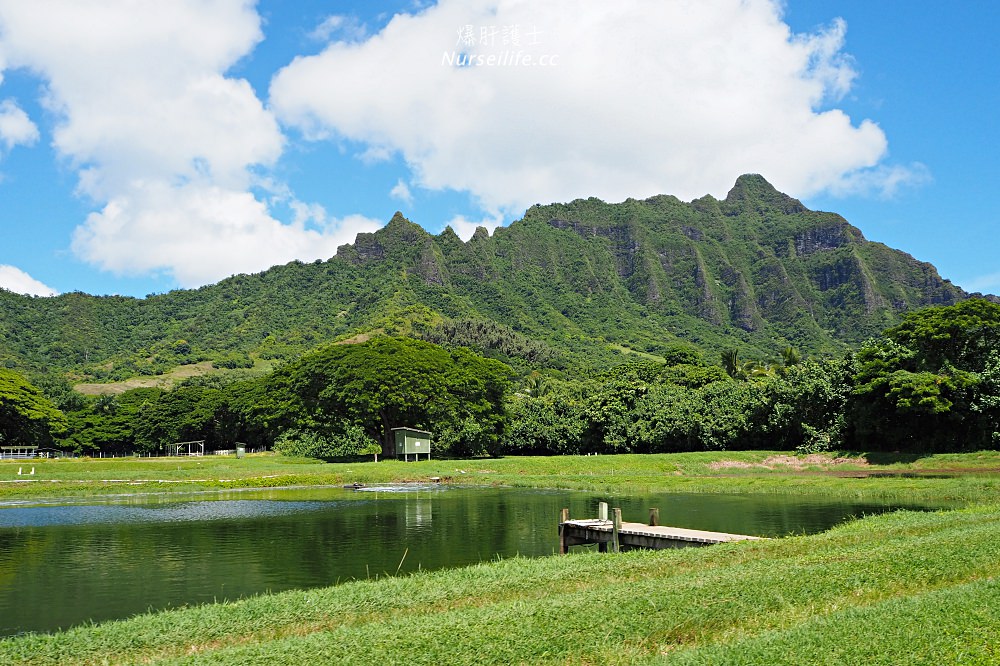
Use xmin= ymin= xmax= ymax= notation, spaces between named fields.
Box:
xmin=382 ymin=211 xmax=427 ymax=238
xmin=724 ymin=174 xmax=807 ymax=215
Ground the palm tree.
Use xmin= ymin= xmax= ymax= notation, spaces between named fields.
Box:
xmin=94 ymin=394 xmax=118 ymax=415
xmin=522 ymin=372 xmax=552 ymax=398
xmin=781 ymin=346 xmax=802 ymax=368
xmin=721 ymin=349 xmax=742 ymax=379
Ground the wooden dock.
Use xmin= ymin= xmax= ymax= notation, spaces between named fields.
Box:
xmin=558 ymin=505 xmax=762 ymax=554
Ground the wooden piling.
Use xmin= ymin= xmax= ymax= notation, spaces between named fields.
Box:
xmin=611 ymin=508 xmax=622 ymax=553
xmin=648 ymin=507 xmax=659 ymax=527
xmin=598 ymin=502 xmax=610 ymax=551
xmin=559 ymin=508 xmax=570 ymax=554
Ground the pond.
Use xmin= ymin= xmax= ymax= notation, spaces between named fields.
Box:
xmin=0 ymin=486 xmax=946 ymax=636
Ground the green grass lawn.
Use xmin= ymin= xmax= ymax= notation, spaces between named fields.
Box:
xmin=1 ymin=451 xmax=999 ymax=664
xmin=3 ymin=450 xmax=1000 ymax=503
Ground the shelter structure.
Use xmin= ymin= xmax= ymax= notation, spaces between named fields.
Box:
xmin=167 ymin=440 xmax=205 ymax=457
xmin=390 ymin=428 xmax=432 ymax=461
xmin=0 ymin=445 xmax=37 ymax=459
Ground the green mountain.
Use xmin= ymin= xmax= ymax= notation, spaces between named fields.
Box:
xmin=0 ymin=175 xmax=986 ymax=382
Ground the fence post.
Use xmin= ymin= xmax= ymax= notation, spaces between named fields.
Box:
xmin=559 ymin=508 xmax=570 ymax=554
xmin=611 ymin=508 xmax=622 ymax=553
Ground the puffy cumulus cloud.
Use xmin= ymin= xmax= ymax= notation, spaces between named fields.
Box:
xmin=71 ymin=181 xmax=383 ymax=287
xmin=0 ymin=0 xmax=377 ymax=287
xmin=271 ymin=0 xmax=904 ymax=213
xmin=0 ymin=0 xmax=279 ymax=195
xmin=0 ymin=265 xmax=57 ymax=296
xmin=0 ymin=99 xmax=38 ymax=151
xmin=389 ymin=179 xmax=414 ymax=206
xmin=827 ymin=162 xmax=933 ymax=199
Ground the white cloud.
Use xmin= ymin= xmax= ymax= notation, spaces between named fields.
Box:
xmin=0 ymin=0 xmax=279 ymax=195
xmin=271 ymin=0 xmax=901 ymax=213
xmin=390 ymin=179 xmax=413 ymax=206
xmin=71 ymin=180 xmax=382 ymax=287
xmin=0 ymin=265 xmax=57 ymax=296
xmin=0 ymin=99 xmax=38 ymax=151
xmin=827 ymin=162 xmax=932 ymax=199
xmin=793 ymin=17 xmax=856 ymax=102
xmin=310 ymin=15 xmax=368 ymax=43
xmin=446 ymin=211 xmax=503 ymax=241
xmin=0 ymin=0 xmax=381 ymax=288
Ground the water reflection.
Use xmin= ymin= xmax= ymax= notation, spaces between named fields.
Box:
xmin=0 ymin=487 xmax=946 ymax=636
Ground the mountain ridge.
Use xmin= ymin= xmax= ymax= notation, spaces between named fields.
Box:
xmin=0 ymin=175 xmax=992 ymax=383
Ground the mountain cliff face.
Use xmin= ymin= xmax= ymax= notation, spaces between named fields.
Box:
xmin=0 ymin=175 xmax=985 ymax=379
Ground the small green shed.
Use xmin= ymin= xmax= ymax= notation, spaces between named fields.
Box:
xmin=391 ymin=427 xmax=432 ymax=461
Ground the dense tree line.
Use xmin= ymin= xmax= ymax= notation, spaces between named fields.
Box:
xmin=501 ymin=354 xmax=849 ymax=455
xmin=0 ymin=368 xmax=67 ymax=448
xmin=45 ymin=338 xmax=510 ymax=458
xmin=2 ymin=300 xmax=998 ymax=458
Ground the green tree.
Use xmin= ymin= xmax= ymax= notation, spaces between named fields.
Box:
xmin=721 ymin=348 xmax=742 ymax=379
xmin=850 ymin=299 xmax=1000 ymax=451
xmin=274 ymin=424 xmax=381 ymax=460
xmin=132 ymin=386 xmax=226 ymax=452
xmin=0 ymin=369 xmax=67 ymax=447
xmin=276 ymin=337 xmax=511 ymax=457
xmin=779 ymin=346 xmax=802 ymax=374
xmin=61 ymin=388 xmax=167 ymax=454
xmin=765 ymin=360 xmax=851 ymax=452
xmin=501 ymin=389 xmax=587 ymax=455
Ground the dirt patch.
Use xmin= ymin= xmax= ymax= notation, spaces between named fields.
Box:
xmin=763 ymin=454 xmax=868 ymax=468
xmin=335 ymin=333 xmax=372 ymax=345
xmin=74 ymin=361 xmax=217 ymax=396
xmin=709 ymin=454 xmax=868 ymax=471
xmin=709 ymin=460 xmax=758 ymax=470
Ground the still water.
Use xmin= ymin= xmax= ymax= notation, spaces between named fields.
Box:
xmin=0 ymin=486 xmax=943 ymax=636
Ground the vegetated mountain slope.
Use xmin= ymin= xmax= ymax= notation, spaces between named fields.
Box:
xmin=0 ymin=175 xmax=982 ymax=382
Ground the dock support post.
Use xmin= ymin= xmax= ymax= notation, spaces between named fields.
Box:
xmin=597 ymin=502 xmax=610 ymax=551
xmin=649 ymin=508 xmax=659 ymax=527
xmin=611 ymin=508 xmax=622 ymax=553
xmin=559 ymin=508 xmax=570 ymax=554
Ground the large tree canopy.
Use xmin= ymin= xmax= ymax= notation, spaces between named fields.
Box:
xmin=0 ymin=368 xmax=67 ymax=447
xmin=851 ymin=299 xmax=1000 ymax=451
xmin=265 ymin=337 xmax=512 ymax=456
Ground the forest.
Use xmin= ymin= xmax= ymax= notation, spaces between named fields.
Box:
xmin=3 ymin=299 xmax=998 ymax=458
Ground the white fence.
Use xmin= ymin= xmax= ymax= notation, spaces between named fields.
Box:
xmin=1 ymin=448 xmax=268 ymax=460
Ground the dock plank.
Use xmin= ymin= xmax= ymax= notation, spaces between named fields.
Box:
xmin=559 ymin=518 xmax=762 ymax=553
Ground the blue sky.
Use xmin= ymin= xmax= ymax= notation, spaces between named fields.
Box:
xmin=0 ymin=0 xmax=996 ymax=298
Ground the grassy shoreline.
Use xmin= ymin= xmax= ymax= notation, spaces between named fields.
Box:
xmin=3 ymin=450 xmax=1000 ymax=504
xmin=2 ymin=451 xmax=999 ymax=664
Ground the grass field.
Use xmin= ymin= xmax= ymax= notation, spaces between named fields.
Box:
xmin=1 ymin=451 xmax=999 ymax=664
xmin=3 ymin=450 xmax=1000 ymax=504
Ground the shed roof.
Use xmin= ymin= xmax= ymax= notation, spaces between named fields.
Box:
xmin=391 ymin=427 xmax=432 ymax=436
